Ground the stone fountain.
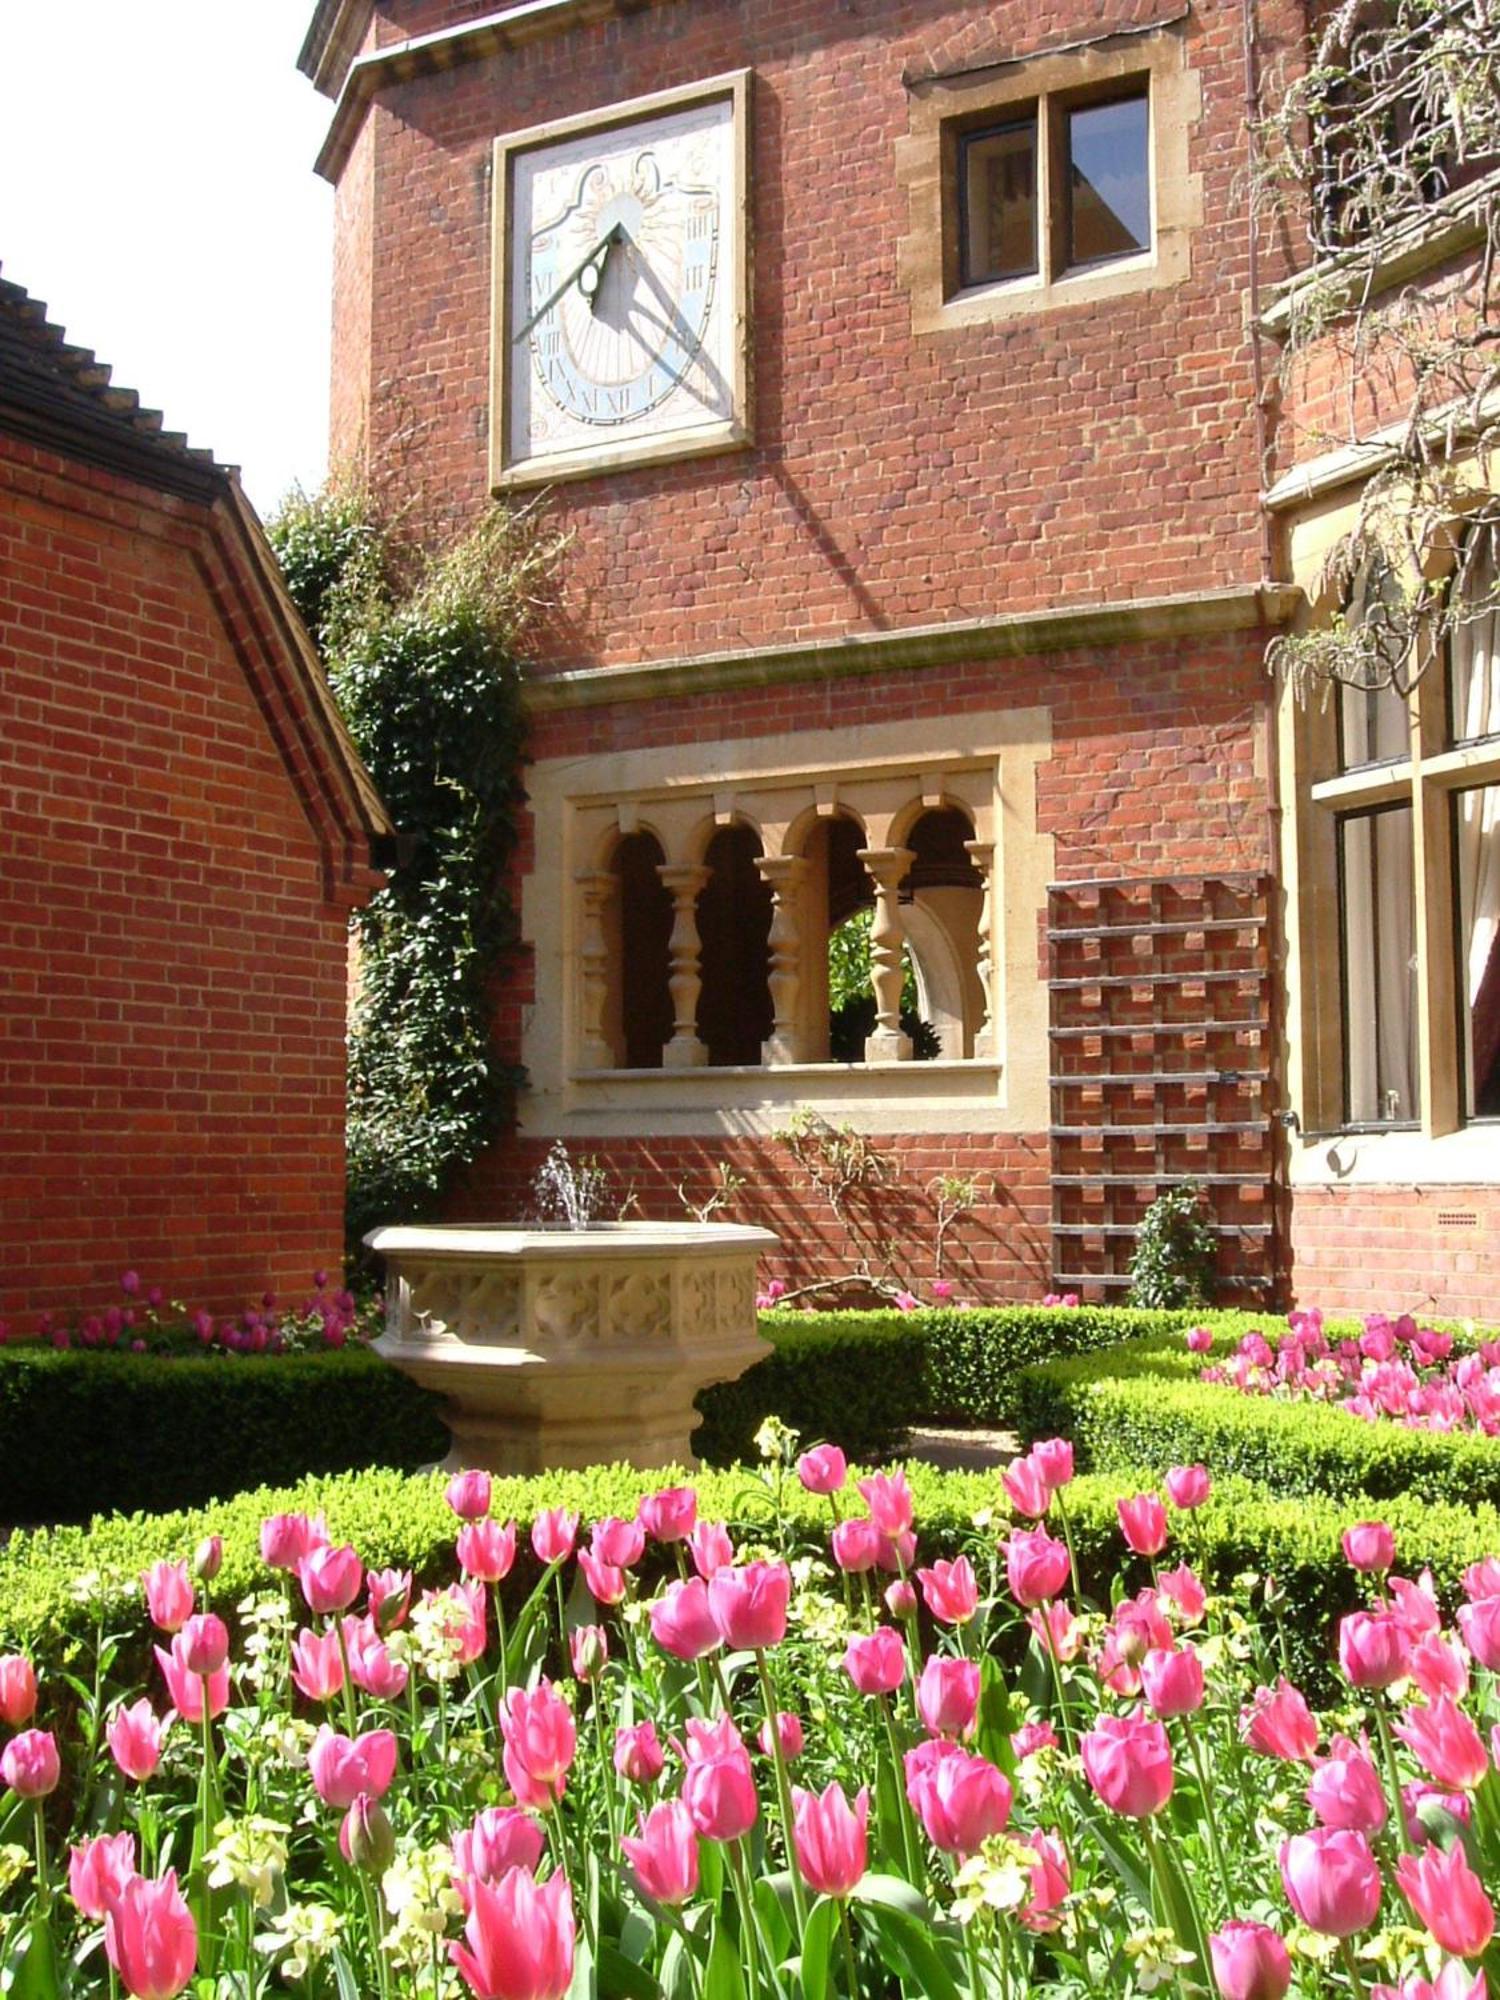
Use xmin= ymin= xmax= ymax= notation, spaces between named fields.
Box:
xmin=366 ymin=1146 xmax=777 ymax=1473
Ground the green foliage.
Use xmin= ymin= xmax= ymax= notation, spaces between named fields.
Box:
xmin=0 ymin=1345 xmax=445 ymax=1524
xmin=267 ymin=489 xmax=559 ymax=1243
xmin=1015 ymin=1333 xmax=1500 ymax=1508
xmin=1127 ymin=1181 xmax=1218 ymax=1308
xmin=5 ymin=1457 xmax=1498 ymax=1702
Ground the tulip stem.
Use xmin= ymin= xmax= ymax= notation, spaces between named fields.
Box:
xmin=1370 ymin=1702 xmax=1416 ymax=1854
xmin=963 ymin=1923 xmax=985 ymax=2000
xmin=1178 ymin=1711 xmax=1234 ymax=1916
xmin=1038 ymin=1606 xmax=1076 ymax=1758
xmin=877 ymin=1691 xmax=924 ymax=1887
xmin=755 ymin=1652 xmax=809 ymax=1939
xmin=838 ymin=1899 xmax=859 ymax=1996
xmin=1339 ymin=1936 xmax=1369 ymax=2000
xmin=29 ymin=1798 xmax=49 ymax=1913
xmin=1054 ymin=1491 xmax=1082 ymax=1604
xmin=727 ymin=1837 xmax=766 ymax=2000
xmin=592 ymin=1685 xmax=619 ymax=1851
xmin=332 ymin=1614 xmax=360 ymax=1738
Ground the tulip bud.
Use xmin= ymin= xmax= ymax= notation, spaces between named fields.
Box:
xmin=341 ymin=1792 xmax=396 ymax=1874
xmin=570 ymin=1625 xmax=608 ymax=1682
xmin=884 ymin=1580 xmax=917 ymax=1620
xmin=193 ymin=1535 xmax=223 ymax=1583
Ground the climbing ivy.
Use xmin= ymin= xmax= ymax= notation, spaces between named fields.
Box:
xmin=268 ymin=485 xmax=559 ymax=1246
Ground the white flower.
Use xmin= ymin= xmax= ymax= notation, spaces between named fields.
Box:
xmin=205 ymin=1814 xmax=290 ymax=1908
xmin=257 ymin=1902 xmax=344 ymax=1982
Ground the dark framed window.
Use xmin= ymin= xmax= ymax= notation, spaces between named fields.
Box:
xmin=957 ymin=117 xmax=1039 ymax=287
xmin=1338 ymin=802 xmax=1421 ymax=1125
xmin=1064 ymin=90 xmax=1151 ymax=269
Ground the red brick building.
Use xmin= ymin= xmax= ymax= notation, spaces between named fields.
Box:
xmin=0 ymin=271 xmax=392 ymax=1325
xmin=297 ymin=0 xmax=1499 ymax=1317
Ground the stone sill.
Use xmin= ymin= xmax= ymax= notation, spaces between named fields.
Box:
xmin=1291 ymin=1123 xmax=1500 ymax=1187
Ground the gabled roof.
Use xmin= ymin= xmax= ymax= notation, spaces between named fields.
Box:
xmin=0 ymin=264 xmax=394 ymax=885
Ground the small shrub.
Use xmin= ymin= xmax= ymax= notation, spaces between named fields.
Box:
xmin=1127 ymin=1181 xmax=1218 ymax=1307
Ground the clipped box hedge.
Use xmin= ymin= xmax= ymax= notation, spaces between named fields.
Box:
xmin=2 ymin=1304 xmax=1259 ymax=1523
xmin=5 ymin=1459 xmax=1500 ymax=1700
xmin=1014 ymin=1333 xmax=1500 ymax=1509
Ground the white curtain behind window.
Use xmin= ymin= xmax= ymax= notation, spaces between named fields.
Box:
xmin=1453 ymin=526 xmax=1500 ymax=1116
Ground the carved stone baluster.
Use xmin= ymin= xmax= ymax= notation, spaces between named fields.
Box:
xmin=574 ymin=869 xmax=615 ymax=1070
xmin=657 ymin=863 xmax=710 ymax=1069
xmin=755 ymin=854 xmax=808 ymax=1064
xmin=963 ymin=838 xmax=998 ymax=1060
xmin=858 ymin=846 xmax=915 ymax=1061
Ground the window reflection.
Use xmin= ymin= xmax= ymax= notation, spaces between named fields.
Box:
xmin=1067 ymin=94 xmax=1150 ymax=267
xmin=960 ymin=118 xmax=1039 ymax=286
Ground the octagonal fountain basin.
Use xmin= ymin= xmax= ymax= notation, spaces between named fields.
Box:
xmin=365 ymin=1221 xmax=779 ymax=1474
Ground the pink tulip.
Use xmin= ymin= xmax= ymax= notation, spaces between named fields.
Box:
xmin=1186 ymin=1325 xmax=1214 ymax=1353
xmin=614 ymin=1722 xmax=666 ymax=1784
xmin=916 ymin=1656 xmax=980 ymax=1739
xmin=1403 ymin=1781 xmax=1473 ymax=1845
xmin=759 ymin=1711 xmax=804 ymax=1762
xmin=1279 ymin=1827 xmax=1382 ymax=1936
xmin=345 ymin=1620 xmax=409 ymax=1700
xmin=1343 ymin=1522 xmax=1396 ymax=1573
xmin=1396 ymin=1842 xmax=1495 ymax=1958
xmin=917 ymin=1555 xmax=979 ymax=1625
xmin=1141 ymin=1646 xmax=1205 ymax=1718
xmin=1002 ymin=1456 xmax=1051 ymax=1518
xmin=1165 ymin=1465 xmax=1212 ymax=1509
xmin=1030 ymin=1438 xmax=1075 ymax=1489
xmin=570 ymin=1626 xmax=608 ymax=1682
xmin=177 ymin=1614 xmax=228 ymax=1678
xmin=291 ymin=1627 xmax=345 ymax=1702
xmin=1340 ymin=1609 xmax=1413 ymax=1689
xmin=858 ymin=1470 xmax=914 ymax=1537
xmin=154 ymin=1639 xmax=228 ymax=1723
xmin=1242 ymin=1678 xmax=1320 ymax=1761
xmin=1209 ymin=1922 xmax=1293 ymax=2000
xmin=1020 ymin=1829 xmax=1071 ymax=1933
xmin=681 ymin=1742 xmax=759 ymax=1842
xmin=797 ymin=1445 xmax=847 ymax=1495
xmin=1005 ymin=1527 xmax=1071 ymax=1607
xmin=1411 ymin=1635 xmax=1470 ymax=1703
xmin=1028 ymin=1601 xmax=1082 ymax=1662
xmin=107 ymin=1699 xmax=165 ymax=1783
xmin=105 ymin=1870 xmax=197 ymax=1999
xmin=1462 ymin=1557 xmax=1500 ymax=1601
xmin=141 ymin=1561 xmax=194 ymax=1635
xmin=531 ymin=1508 xmax=580 ymax=1564
xmin=637 ymin=1486 xmax=698 ymax=1543
xmin=578 ymin=1550 xmax=626 ymax=1606
xmin=590 ymin=1515 xmax=645 ymax=1569
xmin=299 ymin=1544 xmax=363 ymax=1617
xmin=500 ymin=1684 xmax=576 ymax=1804
xmin=792 ymin=1781 xmax=868 ymax=1898
xmin=623 ymin=1800 xmax=700 ymax=1905
xmin=69 ymin=1830 xmax=137 ymax=1918
xmin=1307 ymin=1734 xmax=1387 ymax=1831
xmin=843 ymin=1626 xmax=907 ymax=1696
xmin=1159 ymin=1563 xmax=1208 ymax=1623
xmin=904 ymin=1741 xmax=1013 ymax=1854
xmin=1082 ymin=1714 xmax=1174 ymax=1817
xmin=259 ymin=1510 xmax=328 ymax=1571
xmin=452 ymin=1807 xmax=545 ymax=1889
xmin=445 ymin=1469 xmax=492 ymax=1521
xmin=1457 ymin=1596 xmax=1500 ymax=1670
xmin=308 ymin=1725 xmax=398 ymax=1809
xmin=422 ymin=1581 xmax=487 ymax=1667
xmin=1012 ymin=1720 xmax=1059 ymax=1759
xmin=457 ymin=1519 xmax=517 ymax=1584
xmin=450 ymin=1866 xmax=574 ymax=2000
xmin=366 ymin=1567 xmax=412 ymax=1632
xmin=648 ymin=1578 xmax=722 ymax=1661
xmin=1396 ymin=1696 xmax=1489 ymax=1791
xmin=707 ymin=1561 xmax=790 ymax=1650
xmin=1117 ymin=1493 xmax=1169 ymax=1557
xmin=1372 ymin=1968 xmax=1486 ymax=2000
xmin=831 ymin=1517 xmax=883 ymax=1574
xmin=1391 ymin=1573 xmax=1442 ymax=1641
xmin=340 ymin=1793 xmax=395 ymax=1874
xmin=688 ymin=1520 xmax=734 ymax=1578
xmin=0 ymin=1656 xmax=36 ymax=1727
xmin=193 ymin=1535 xmax=223 ymax=1584
xmin=885 ymin=1579 xmax=918 ymax=1620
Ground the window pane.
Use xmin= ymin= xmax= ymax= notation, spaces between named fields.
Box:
xmin=1340 ymin=806 xmax=1420 ymax=1124
xmin=1456 ymin=783 xmax=1500 ymax=1118
xmin=1450 ymin=524 xmax=1500 ymax=746
xmin=1339 ymin=558 xmax=1411 ymax=768
xmin=1339 ymin=676 xmax=1410 ymax=766
xmin=1066 ymin=93 xmax=1150 ymax=267
xmin=960 ymin=119 xmax=1038 ymax=286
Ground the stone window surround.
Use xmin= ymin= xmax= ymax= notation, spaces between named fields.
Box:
xmin=518 ymin=708 xmax=1055 ymax=1139
xmin=1276 ymin=487 xmax=1500 ymax=1189
xmin=895 ymin=18 xmax=1203 ymax=334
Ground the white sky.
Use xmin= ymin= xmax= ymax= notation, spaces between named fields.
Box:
xmin=0 ymin=1 xmax=335 ymax=516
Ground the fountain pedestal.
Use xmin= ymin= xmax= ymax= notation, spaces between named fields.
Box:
xmin=365 ymin=1222 xmax=778 ymax=1473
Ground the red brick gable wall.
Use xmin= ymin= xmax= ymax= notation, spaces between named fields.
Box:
xmin=0 ymin=435 xmax=355 ymax=1327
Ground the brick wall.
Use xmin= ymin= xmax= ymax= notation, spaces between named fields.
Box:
xmin=0 ymin=435 xmax=356 ymax=1327
xmin=1289 ymin=1184 xmax=1500 ymax=1323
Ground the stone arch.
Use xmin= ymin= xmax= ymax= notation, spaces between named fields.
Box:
xmin=694 ymin=822 xmax=774 ymax=1064
xmin=607 ymin=828 xmax=673 ymax=1069
xmin=899 ymin=807 xmax=987 ymax=1059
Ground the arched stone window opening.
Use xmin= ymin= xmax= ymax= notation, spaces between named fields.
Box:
xmin=609 ymin=830 xmax=673 ymax=1069
xmin=695 ymin=824 xmax=774 ymax=1065
xmin=899 ymin=807 xmax=988 ymax=1059
xmin=810 ymin=815 xmax=875 ymax=1062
